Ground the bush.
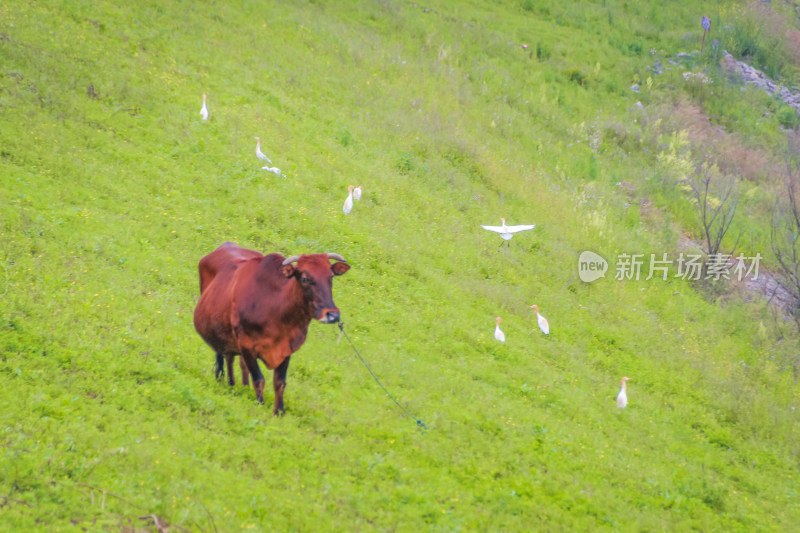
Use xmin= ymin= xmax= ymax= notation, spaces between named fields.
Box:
xmin=566 ymin=68 xmax=587 ymax=86
xmin=776 ymin=106 xmax=799 ymax=130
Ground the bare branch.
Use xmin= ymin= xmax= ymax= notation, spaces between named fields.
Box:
xmin=689 ymin=163 xmax=738 ymax=258
xmin=140 ymin=514 xmax=167 ymax=533
xmin=771 ymin=133 xmax=800 ymax=318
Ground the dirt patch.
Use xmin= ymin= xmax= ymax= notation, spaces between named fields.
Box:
xmin=661 ymin=99 xmax=780 ymax=183
xmin=738 ymin=268 xmax=797 ymax=312
xmin=676 ymin=232 xmax=797 ymax=316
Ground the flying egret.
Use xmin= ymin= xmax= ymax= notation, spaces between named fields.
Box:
xmin=254 ymin=137 xmax=272 ymax=164
xmin=353 ymin=186 xmax=363 ymax=201
xmin=481 ymin=218 xmax=535 ymax=245
xmin=616 ymin=377 xmax=632 ymax=408
xmin=494 ymin=316 xmax=505 ymax=342
xmin=343 ymin=185 xmax=354 ymax=215
xmin=199 ymin=93 xmax=209 ymax=121
xmin=529 ymin=304 xmax=549 ymax=335
xmin=262 ymin=166 xmax=281 ymax=176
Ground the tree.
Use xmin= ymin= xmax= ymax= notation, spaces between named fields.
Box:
xmin=771 ymin=133 xmax=800 ymax=381
xmin=771 ymin=135 xmax=800 ymax=321
xmin=686 ymin=162 xmax=739 ymax=260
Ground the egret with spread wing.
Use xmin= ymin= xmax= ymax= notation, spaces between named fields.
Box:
xmin=481 ymin=218 xmax=535 ymax=245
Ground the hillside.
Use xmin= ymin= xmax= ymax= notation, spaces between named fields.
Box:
xmin=2 ymin=1 xmax=800 ymax=530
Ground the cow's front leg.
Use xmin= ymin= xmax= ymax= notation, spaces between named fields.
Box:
xmin=273 ymin=356 xmax=291 ymax=416
xmin=241 ymin=351 xmax=265 ymax=404
xmin=225 ymin=354 xmax=236 ymax=386
xmin=239 ymin=356 xmax=250 ymax=386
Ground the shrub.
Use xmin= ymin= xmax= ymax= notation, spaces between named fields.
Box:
xmin=776 ymin=106 xmax=799 ymax=130
xmin=566 ymin=68 xmax=587 ymax=86
xmin=536 ymin=42 xmax=551 ymax=61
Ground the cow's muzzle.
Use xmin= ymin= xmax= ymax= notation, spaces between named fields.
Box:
xmin=318 ymin=308 xmax=340 ymax=323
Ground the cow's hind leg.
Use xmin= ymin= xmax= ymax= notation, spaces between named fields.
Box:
xmin=273 ymin=356 xmax=291 ymax=416
xmin=241 ymin=351 xmax=265 ymax=404
xmin=214 ymin=353 xmax=225 ymax=381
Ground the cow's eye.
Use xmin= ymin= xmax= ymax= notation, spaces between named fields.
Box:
xmin=300 ymin=275 xmax=311 ymax=284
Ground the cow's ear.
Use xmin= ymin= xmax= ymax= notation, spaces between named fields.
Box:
xmin=331 ymin=262 xmax=350 ymax=276
xmin=281 ymin=264 xmax=296 ymax=278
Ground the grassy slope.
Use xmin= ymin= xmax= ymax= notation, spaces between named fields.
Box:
xmin=1 ymin=0 xmax=799 ymax=530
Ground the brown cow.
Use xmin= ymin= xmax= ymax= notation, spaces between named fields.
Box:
xmin=196 ymin=243 xmax=260 ymax=386
xmin=193 ymin=242 xmax=350 ymax=415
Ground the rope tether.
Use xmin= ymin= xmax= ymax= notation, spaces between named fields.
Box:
xmin=338 ymin=322 xmax=427 ymax=430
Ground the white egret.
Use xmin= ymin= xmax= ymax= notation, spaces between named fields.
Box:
xmin=343 ymin=185 xmax=354 ymax=215
xmin=480 ymin=218 xmax=535 ymax=245
xmin=616 ymin=377 xmax=632 ymax=408
xmin=353 ymin=186 xmax=363 ymax=201
xmin=254 ymin=137 xmax=272 ymax=164
xmin=529 ymin=304 xmax=549 ymax=335
xmin=494 ymin=316 xmax=505 ymax=342
xmin=199 ymin=93 xmax=209 ymax=121
xmin=262 ymin=166 xmax=281 ymax=176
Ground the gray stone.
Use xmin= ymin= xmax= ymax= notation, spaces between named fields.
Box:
xmin=720 ymin=53 xmax=800 ymax=111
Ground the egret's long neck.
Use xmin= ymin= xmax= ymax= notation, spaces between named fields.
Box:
xmin=620 ymin=381 xmax=627 ymax=392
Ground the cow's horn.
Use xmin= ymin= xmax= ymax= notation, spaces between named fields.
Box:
xmin=281 ymin=255 xmax=301 ymax=266
xmin=327 ymin=253 xmax=347 ymax=262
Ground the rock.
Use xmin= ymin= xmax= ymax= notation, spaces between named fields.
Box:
xmin=652 ymin=59 xmax=663 ymax=74
xmin=721 ymin=53 xmax=800 ymax=111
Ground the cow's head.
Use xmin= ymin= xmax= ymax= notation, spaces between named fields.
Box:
xmin=281 ymin=253 xmax=350 ymax=323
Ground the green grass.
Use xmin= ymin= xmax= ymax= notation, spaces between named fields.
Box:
xmin=2 ymin=0 xmax=800 ymax=530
